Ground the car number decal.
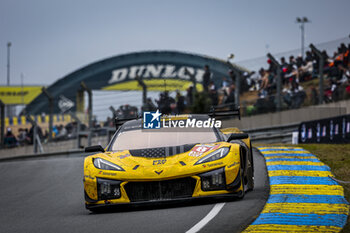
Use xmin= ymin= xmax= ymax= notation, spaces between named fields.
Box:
xmin=189 ymin=145 xmax=219 ymax=157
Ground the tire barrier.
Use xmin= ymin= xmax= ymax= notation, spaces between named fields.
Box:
xmin=243 ymin=147 xmax=349 ymax=233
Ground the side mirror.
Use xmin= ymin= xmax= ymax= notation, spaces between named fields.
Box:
xmin=85 ymin=145 xmax=105 ymax=153
xmin=227 ymin=133 xmax=249 ymax=142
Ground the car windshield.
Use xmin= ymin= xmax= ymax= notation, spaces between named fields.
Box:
xmin=109 ymin=127 xmax=218 ymax=151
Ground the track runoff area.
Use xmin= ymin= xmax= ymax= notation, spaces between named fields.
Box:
xmin=243 ymin=147 xmax=349 ymax=233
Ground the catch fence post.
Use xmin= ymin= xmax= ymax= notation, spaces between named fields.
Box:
xmin=267 ymin=53 xmax=282 ymax=111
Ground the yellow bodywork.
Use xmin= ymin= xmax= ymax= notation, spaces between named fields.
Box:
xmin=84 ymin=137 xmax=246 ymax=206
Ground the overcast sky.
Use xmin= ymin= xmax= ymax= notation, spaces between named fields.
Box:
xmin=0 ymin=0 xmax=349 ymax=86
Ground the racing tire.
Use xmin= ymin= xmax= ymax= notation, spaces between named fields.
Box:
xmin=237 ymin=167 xmax=245 ymax=199
xmin=246 ymin=142 xmax=254 ymax=191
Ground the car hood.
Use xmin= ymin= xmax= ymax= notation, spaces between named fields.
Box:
xmin=87 ymin=142 xmax=239 ymax=180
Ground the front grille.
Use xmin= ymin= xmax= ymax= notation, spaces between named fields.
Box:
xmin=129 ymin=144 xmax=195 ymax=158
xmin=124 ymin=177 xmax=197 ymax=202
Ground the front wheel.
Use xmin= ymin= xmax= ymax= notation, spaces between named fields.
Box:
xmin=237 ymin=167 xmax=245 ymax=199
xmin=246 ymin=165 xmax=254 ymax=191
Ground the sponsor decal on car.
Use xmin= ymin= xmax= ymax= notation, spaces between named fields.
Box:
xmin=188 ymin=144 xmax=219 ymax=157
xmin=153 ymin=159 xmax=166 ymax=165
xmin=227 ymin=162 xmax=239 ymax=168
xmin=203 ymin=162 xmax=223 ymax=168
xmin=84 ymin=175 xmax=95 ymax=180
xmin=98 ymin=171 xmax=117 ymax=176
xmin=118 ymin=154 xmax=131 ymax=159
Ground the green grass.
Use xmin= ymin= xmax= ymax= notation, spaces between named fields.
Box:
xmin=300 ymin=144 xmax=350 ymax=233
xmin=253 ymin=143 xmax=350 ymax=232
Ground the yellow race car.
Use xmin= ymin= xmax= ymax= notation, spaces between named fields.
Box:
xmin=83 ymin=114 xmax=254 ymax=210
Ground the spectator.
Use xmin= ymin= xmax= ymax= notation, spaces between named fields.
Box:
xmin=280 ymin=57 xmax=288 ymax=84
xmin=224 ymin=84 xmax=235 ymax=107
xmin=291 ymin=82 xmax=306 ymax=108
xmin=284 ymin=64 xmax=299 ymax=84
xmin=156 ymin=91 xmax=175 ymax=114
xmin=17 ymin=128 xmax=29 ymax=145
xmin=309 ymin=85 xmax=319 ymax=105
xmin=4 ymin=128 xmax=17 ymax=148
xmin=241 ymin=72 xmax=250 ymax=93
xmin=282 ymin=83 xmax=292 ymax=108
xmin=176 ymin=91 xmax=185 ymax=114
xmin=119 ymin=104 xmax=138 ymax=118
xmin=55 ymin=124 xmax=67 ymax=140
xmin=296 ymin=55 xmax=303 ymax=68
xmin=344 ymin=69 xmax=350 ymax=97
xmin=228 ymin=69 xmax=236 ymax=84
xmin=249 ymin=71 xmax=259 ymax=91
xmin=220 ymin=77 xmax=230 ymax=103
xmin=186 ymin=86 xmax=194 ymax=106
xmin=289 ymin=55 xmax=296 ymax=66
xmin=208 ymin=81 xmax=218 ymax=106
xmin=299 ymin=55 xmax=313 ymax=82
xmin=280 ymin=57 xmax=288 ymax=68
xmin=221 ymin=77 xmax=230 ymax=89
xmin=103 ymin=117 xmax=112 ymax=127
xmin=52 ymin=125 xmax=59 ymax=138
xmin=28 ymin=125 xmax=43 ymax=144
xmin=202 ymin=65 xmax=211 ymax=93
xmin=259 ymin=69 xmax=270 ymax=96
xmin=143 ymin=98 xmax=157 ymax=112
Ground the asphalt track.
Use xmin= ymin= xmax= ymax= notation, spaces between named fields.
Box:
xmin=0 ymin=149 xmax=269 ymax=233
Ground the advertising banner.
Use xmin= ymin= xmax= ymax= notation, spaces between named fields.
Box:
xmin=298 ymin=114 xmax=350 ymax=143
xmin=0 ymin=86 xmax=42 ymax=105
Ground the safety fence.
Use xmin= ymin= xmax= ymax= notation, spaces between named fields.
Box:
xmin=244 ymin=123 xmax=299 ymax=144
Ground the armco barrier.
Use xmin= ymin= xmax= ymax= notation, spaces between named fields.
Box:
xmin=244 ymin=123 xmax=299 ymax=144
xmin=243 ymin=147 xmax=349 ymax=233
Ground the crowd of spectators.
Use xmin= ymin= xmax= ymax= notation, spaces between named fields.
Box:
xmin=143 ymin=81 xmax=236 ymax=115
xmin=3 ymin=122 xmax=84 ymax=148
xmin=144 ymin=42 xmax=350 ymax=116
xmin=142 ymin=64 xmax=238 ymax=115
xmin=244 ymin=42 xmax=350 ymax=113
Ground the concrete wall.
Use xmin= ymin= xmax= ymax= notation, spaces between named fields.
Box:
xmin=0 ymin=136 xmax=108 ymax=160
xmin=222 ymin=99 xmax=350 ymax=130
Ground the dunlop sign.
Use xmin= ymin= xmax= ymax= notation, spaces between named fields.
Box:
xmin=108 ymin=64 xmax=205 ymax=84
xmin=0 ymin=86 xmax=42 ymax=105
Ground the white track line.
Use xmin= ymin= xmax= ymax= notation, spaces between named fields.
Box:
xmin=186 ymin=202 xmax=226 ymax=233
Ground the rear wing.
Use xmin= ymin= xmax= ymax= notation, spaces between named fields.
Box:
xmin=209 ymin=104 xmax=241 ymax=120
xmin=114 ymin=116 xmax=140 ymax=130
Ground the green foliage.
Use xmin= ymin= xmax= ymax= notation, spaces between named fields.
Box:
xmin=191 ymin=91 xmax=212 ymax=113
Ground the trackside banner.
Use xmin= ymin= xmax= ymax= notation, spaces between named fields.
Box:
xmin=0 ymin=86 xmax=43 ymax=105
xmin=298 ymin=114 xmax=350 ymax=143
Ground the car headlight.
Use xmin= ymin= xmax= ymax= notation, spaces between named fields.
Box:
xmin=93 ymin=158 xmax=125 ymax=171
xmin=195 ymin=147 xmax=230 ymax=165
xmin=97 ymin=178 xmax=122 ymax=200
xmin=199 ymin=167 xmax=226 ymax=191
